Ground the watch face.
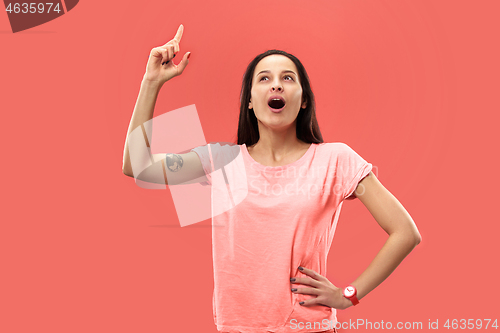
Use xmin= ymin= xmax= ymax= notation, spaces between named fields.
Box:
xmin=344 ymin=286 xmax=355 ymax=297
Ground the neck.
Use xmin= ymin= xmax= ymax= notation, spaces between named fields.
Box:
xmin=251 ymin=122 xmax=307 ymax=158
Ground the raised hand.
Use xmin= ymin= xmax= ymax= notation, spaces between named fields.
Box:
xmin=144 ymin=24 xmax=191 ymax=85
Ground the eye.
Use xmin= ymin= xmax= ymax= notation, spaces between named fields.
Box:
xmin=259 ymin=75 xmax=294 ymax=81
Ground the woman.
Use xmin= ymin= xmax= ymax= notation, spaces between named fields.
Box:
xmin=122 ymin=24 xmax=422 ymax=333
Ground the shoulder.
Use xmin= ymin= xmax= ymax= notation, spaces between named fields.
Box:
xmin=316 ymin=142 xmax=355 ymax=155
xmin=209 ymin=141 xmax=242 ymax=164
xmin=316 ymin=143 xmax=371 ymax=172
xmin=193 ymin=141 xmax=240 ymax=154
xmin=191 ymin=141 xmax=242 ymax=167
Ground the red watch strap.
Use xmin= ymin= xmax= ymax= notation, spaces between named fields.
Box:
xmin=350 ymin=295 xmax=359 ymax=306
xmin=343 ymin=285 xmax=360 ymax=306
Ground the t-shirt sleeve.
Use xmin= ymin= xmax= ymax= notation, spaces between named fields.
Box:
xmin=337 ymin=143 xmax=373 ymax=201
xmin=190 ymin=144 xmax=215 ymax=186
xmin=190 ymin=142 xmax=241 ymax=187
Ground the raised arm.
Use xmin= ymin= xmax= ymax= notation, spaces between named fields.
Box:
xmin=122 ymin=25 xmax=199 ymax=185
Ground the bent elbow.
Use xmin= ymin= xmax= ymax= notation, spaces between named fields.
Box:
xmin=122 ymin=168 xmax=133 ymax=178
xmin=413 ymin=232 xmax=422 ymax=246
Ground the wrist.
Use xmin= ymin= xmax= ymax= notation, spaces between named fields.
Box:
xmin=338 ymin=288 xmax=352 ymax=309
xmin=142 ymin=75 xmax=164 ymax=90
xmin=342 ymin=285 xmax=360 ymax=307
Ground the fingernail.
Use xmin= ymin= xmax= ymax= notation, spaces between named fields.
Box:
xmin=299 ymin=301 xmax=304 ymax=305
xmin=298 ymin=266 xmax=304 ymax=271
xmin=291 ymin=288 xmax=297 ymax=292
xmin=173 ymin=54 xmax=176 ymax=58
xmin=290 ymin=278 xmax=296 ymax=282
xmin=187 ymin=52 xmax=191 ymax=59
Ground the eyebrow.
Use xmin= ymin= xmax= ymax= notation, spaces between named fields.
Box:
xmin=256 ymin=70 xmax=297 ymax=77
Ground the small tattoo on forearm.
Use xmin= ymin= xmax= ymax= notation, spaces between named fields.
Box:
xmin=165 ymin=153 xmax=183 ymax=172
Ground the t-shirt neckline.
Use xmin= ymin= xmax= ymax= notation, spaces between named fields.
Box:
xmin=242 ymin=142 xmax=316 ymax=171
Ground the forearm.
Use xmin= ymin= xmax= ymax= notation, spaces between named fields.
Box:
xmin=350 ymin=231 xmax=420 ymax=300
xmin=122 ymin=76 xmax=164 ymax=176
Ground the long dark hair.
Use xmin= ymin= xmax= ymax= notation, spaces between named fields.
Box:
xmin=235 ymin=49 xmax=324 ymax=146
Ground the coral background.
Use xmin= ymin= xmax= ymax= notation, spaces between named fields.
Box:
xmin=1 ymin=0 xmax=499 ymax=332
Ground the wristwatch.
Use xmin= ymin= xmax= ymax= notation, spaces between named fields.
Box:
xmin=343 ymin=285 xmax=359 ymax=306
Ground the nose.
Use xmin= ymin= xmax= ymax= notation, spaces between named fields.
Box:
xmin=271 ymin=85 xmax=282 ymax=92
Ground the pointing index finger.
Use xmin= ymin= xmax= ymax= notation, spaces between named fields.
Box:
xmin=174 ymin=24 xmax=184 ymax=43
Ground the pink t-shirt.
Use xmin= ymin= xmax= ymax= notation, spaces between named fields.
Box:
xmin=190 ymin=142 xmax=372 ymax=333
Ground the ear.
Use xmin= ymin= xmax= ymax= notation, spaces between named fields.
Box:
xmin=301 ymin=99 xmax=307 ymax=109
xmin=249 ymin=98 xmax=253 ymax=110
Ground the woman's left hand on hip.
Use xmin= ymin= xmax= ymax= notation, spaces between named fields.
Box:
xmin=290 ymin=266 xmax=352 ymax=310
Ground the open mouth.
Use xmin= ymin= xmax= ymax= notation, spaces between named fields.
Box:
xmin=268 ymin=98 xmax=286 ymax=110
